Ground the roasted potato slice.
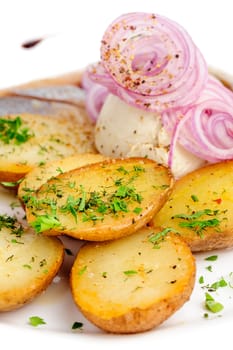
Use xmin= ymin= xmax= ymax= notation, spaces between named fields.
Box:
xmin=0 ymin=111 xmax=95 ymax=182
xmin=24 ymin=158 xmax=173 ymax=241
xmin=18 ymin=153 xmax=108 ymax=202
xmin=70 ymin=226 xmax=195 ymax=334
xmin=152 ymin=160 xmax=233 ymax=252
xmin=0 ymin=215 xmax=64 ymax=311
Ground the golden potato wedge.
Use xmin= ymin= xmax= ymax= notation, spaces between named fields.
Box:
xmin=0 ymin=111 xmax=95 ymax=182
xmin=152 ymin=160 xmax=233 ymax=252
xmin=18 ymin=153 xmax=108 ymax=202
xmin=24 ymin=158 xmax=173 ymax=241
xmin=0 ymin=214 xmax=64 ymax=311
xmin=70 ymin=226 xmax=195 ymax=334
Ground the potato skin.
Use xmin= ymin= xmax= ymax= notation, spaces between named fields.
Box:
xmin=70 ymin=227 xmax=195 ymax=334
xmin=153 ymin=160 xmax=233 ymax=252
xmin=80 ymin=290 xmax=194 ymax=334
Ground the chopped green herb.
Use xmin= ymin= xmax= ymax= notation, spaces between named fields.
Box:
xmin=133 ymin=207 xmax=142 ymax=214
xmin=0 ymin=179 xmax=23 ymax=187
xmin=23 ymin=264 xmax=32 ymax=269
xmin=56 ymin=167 xmax=64 ymax=174
xmin=0 ymin=215 xmax=24 ymax=237
xmin=0 ymin=215 xmax=18 ymax=230
xmin=117 ymin=166 xmax=129 ymax=175
xmin=206 ymin=265 xmax=213 ymax=272
xmin=148 ymin=227 xmax=177 ymax=248
xmin=173 ymin=209 xmax=221 ymax=237
xmin=205 ymin=255 xmax=218 ymax=261
xmin=31 ymin=214 xmax=61 ymax=233
xmin=204 ymin=292 xmax=224 ymax=313
xmin=0 ymin=116 xmax=34 ymax=144
xmin=60 ymin=195 xmax=80 ymax=222
xmin=123 ymin=270 xmax=138 ymax=276
xmin=11 ymin=239 xmax=24 ymax=244
xmin=72 ymin=322 xmax=83 ymax=330
xmin=133 ymin=165 xmax=145 ymax=172
xmin=29 ymin=316 xmax=46 ymax=327
xmin=191 ymin=194 xmax=199 ymax=202
xmin=78 ymin=265 xmax=87 ymax=275
xmin=78 ymin=185 xmax=86 ymax=211
xmin=199 ymin=276 xmax=204 ymax=284
xmin=209 ymin=278 xmax=228 ymax=291
xmin=38 ymin=161 xmax=46 ymax=166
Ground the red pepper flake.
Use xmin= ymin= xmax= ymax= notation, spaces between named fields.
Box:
xmin=129 ymin=25 xmax=136 ymax=30
xmin=213 ymin=198 xmax=222 ymax=204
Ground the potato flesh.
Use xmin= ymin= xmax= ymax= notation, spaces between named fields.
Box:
xmin=26 ymin=158 xmax=173 ymax=240
xmin=153 ymin=161 xmax=233 ymax=250
xmin=0 ymin=229 xmax=62 ymax=289
xmin=71 ymin=227 xmax=195 ymax=320
xmin=18 ymin=153 xmax=108 ymax=201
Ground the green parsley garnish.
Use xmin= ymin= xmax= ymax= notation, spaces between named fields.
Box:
xmin=0 ymin=179 xmax=23 ymax=187
xmin=191 ymin=194 xmax=199 ymax=202
xmin=148 ymin=227 xmax=178 ymax=248
xmin=210 ymin=278 xmax=227 ymax=291
xmin=0 ymin=116 xmax=34 ymax=144
xmin=205 ymin=255 xmax=218 ymax=261
xmin=78 ymin=265 xmax=87 ymax=276
xmin=204 ymin=292 xmax=224 ymax=313
xmin=173 ymin=209 xmax=221 ymax=237
xmin=206 ymin=265 xmax=213 ymax=272
xmin=72 ymin=322 xmax=83 ymax=330
xmin=123 ymin=270 xmax=138 ymax=276
xmin=28 ymin=316 xmax=46 ymax=327
xmin=202 ymin=277 xmax=228 ymax=292
xmin=0 ymin=214 xmax=24 ymax=237
xmin=31 ymin=214 xmax=61 ymax=233
xmin=199 ymin=276 xmax=204 ymax=284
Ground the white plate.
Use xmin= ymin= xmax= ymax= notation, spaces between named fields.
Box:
xmin=1 ymin=185 xmax=233 ymax=350
xmin=0 ymin=1 xmax=233 ymax=349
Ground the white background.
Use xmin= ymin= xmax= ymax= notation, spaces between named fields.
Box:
xmin=0 ymin=2 xmax=233 ymax=349
xmin=0 ymin=0 xmax=232 ymax=88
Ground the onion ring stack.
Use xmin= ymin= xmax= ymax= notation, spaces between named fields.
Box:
xmin=84 ymin=12 xmax=233 ymax=164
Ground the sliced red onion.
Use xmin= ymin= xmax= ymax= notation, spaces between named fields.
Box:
xmin=81 ymin=68 xmax=95 ymax=91
xmin=85 ymin=83 xmax=109 ymax=121
xmin=97 ymin=12 xmax=208 ymax=112
xmin=164 ymin=78 xmax=233 ymax=163
xmin=82 ymin=64 xmax=109 ymax=121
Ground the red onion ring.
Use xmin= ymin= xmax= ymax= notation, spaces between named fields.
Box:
xmin=85 ymin=84 xmax=109 ymax=121
xmin=82 ymin=65 xmax=109 ymax=121
xmin=163 ymin=77 xmax=233 ymax=163
xmin=97 ymin=12 xmax=208 ymax=112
